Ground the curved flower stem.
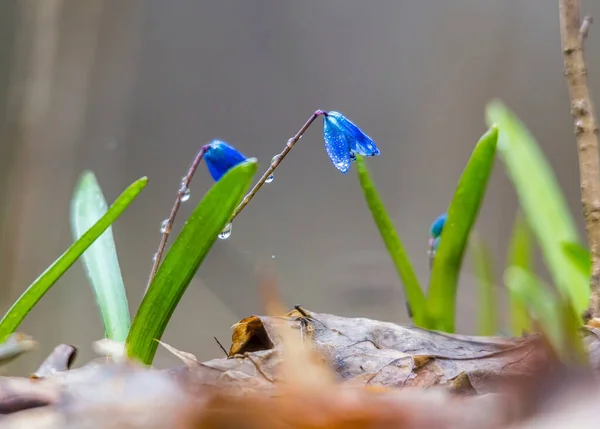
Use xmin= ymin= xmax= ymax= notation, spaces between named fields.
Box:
xmin=229 ymin=110 xmax=327 ymax=222
xmin=145 ymin=145 xmax=209 ymax=292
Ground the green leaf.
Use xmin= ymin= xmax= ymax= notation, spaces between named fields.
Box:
xmin=70 ymin=171 xmax=131 ymax=342
xmin=506 ymin=212 xmax=533 ymax=336
xmin=504 ymin=267 xmax=560 ymax=349
xmin=562 ymin=241 xmax=591 ymax=276
xmin=427 ymin=126 xmax=498 ymax=332
xmin=505 ymin=267 xmax=584 ymax=363
xmin=470 ymin=232 xmax=497 ymax=336
xmin=486 ymin=101 xmax=588 ymax=314
xmin=556 ymin=296 xmax=587 ymax=366
xmin=126 ymin=159 xmax=258 ymax=365
xmin=0 ymin=177 xmax=148 ymax=341
xmin=355 ymin=156 xmax=428 ymax=327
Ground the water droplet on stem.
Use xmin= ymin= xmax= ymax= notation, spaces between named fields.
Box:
xmin=160 ymin=219 xmax=170 ymax=234
xmin=218 ymin=223 xmax=232 ymax=240
xmin=181 ymin=187 xmax=191 ymax=201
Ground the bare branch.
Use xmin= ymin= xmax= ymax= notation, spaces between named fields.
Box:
xmin=559 ymin=0 xmax=600 ymax=318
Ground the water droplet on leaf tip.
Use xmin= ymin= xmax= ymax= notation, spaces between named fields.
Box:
xmin=160 ymin=219 xmax=170 ymax=234
xmin=218 ymin=223 xmax=232 ymax=240
xmin=265 ymin=174 xmax=274 ymax=183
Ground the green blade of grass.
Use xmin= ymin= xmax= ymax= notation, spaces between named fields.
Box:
xmin=506 ymin=212 xmax=533 ymax=336
xmin=562 ymin=241 xmax=591 ymax=276
xmin=0 ymin=177 xmax=148 ymax=341
xmin=70 ymin=171 xmax=131 ymax=342
xmin=126 ymin=159 xmax=258 ymax=365
xmin=470 ymin=232 xmax=497 ymax=336
xmin=427 ymin=126 xmax=498 ymax=332
xmin=504 ymin=267 xmax=560 ymax=350
xmin=355 ymin=156 xmax=427 ymax=327
xmin=486 ymin=101 xmax=588 ymax=314
xmin=505 ymin=266 xmax=583 ymax=362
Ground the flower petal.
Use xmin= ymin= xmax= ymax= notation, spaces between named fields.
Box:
xmin=204 ymin=140 xmax=248 ymax=181
xmin=323 ymin=115 xmax=352 ymax=173
xmin=327 ymin=111 xmax=380 ymax=157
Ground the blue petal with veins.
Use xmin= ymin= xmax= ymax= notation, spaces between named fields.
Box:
xmin=323 ymin=114 xmax=352 ymax=173
xmin=322 ymin=111 xmax=380 ymax=173
xmin=327 ymin=111 xmax=380 ymax=157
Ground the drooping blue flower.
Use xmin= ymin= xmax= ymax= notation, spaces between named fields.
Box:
xmin=203 ymin=139 xmax=247 ymax=181
xmin=429 ymin=212 xmax=447 ymax=239
xmin=322 ymin=111 xmax=380 ymax=173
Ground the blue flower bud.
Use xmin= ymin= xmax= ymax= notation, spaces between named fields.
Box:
xmin=204 ymin=139 xmax=247 ymax=181
xmin=429 ymin=212 xmax=447 ymax=238
xmin=323 ymin=111 xmax=380 ymax=173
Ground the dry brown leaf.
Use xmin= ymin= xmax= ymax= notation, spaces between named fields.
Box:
xmin=221 ymin=308 xmax=548 ymax=393
xmin=1 ymin=308 xmax=600 ymax=428
xmin=31 ymin=344 xmax=76 ymax=379
xmin=157 ymin=340 xmax=200 ymax=367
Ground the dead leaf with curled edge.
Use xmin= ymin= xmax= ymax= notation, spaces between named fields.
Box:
xmin=215 ymin=307 xmax=548 ymax=393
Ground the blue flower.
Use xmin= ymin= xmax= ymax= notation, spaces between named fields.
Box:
xmin=428 ymin=212 xmax=446 ymax=261
xmin=203 ymin=139 xmax=247 ymax=181
xmin=322 ymin=111 xmax=380 ymax=173
xmin=429 ymin=213 xmax=447 ymax=239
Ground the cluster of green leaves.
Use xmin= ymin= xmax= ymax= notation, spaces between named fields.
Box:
xmin=356 ymin=126 xmax=498 ymax=331
xmin=356 ymin=100 xmax=588 ymax=356
xmin=0 ymin=160 xmax=258 ymax=365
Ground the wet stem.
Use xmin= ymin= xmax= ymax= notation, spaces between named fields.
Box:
xmin=145 ymin=145 xmax=208 ymax=292
xmin=228 ymin=109 xmax=327 ymax=222
xmin=145 ymin=110 xmax=327 ymax=292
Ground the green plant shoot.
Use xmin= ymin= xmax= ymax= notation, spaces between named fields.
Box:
xmin=355 ymin=155 xmax=428 ymax=327
xmin=126 ymin=159 xmax=257 ymax=365
xmin=0 ymin=177 xmax=148 ymax=341
xmin=70 ymin=171 xmax=131 ymax=342
xmin=427 ymin=126 xmax=498 ymax=332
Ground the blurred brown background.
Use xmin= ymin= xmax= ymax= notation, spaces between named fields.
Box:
xmin=0 ymin=0 xmax=599 ymax=373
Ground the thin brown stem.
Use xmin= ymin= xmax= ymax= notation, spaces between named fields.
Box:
xmin=213 ymin=336 xmax=228 ymax=357
xmin=228 ymin=110 xmax=327 ymax=222
xmin=145 ymin=146 xmax=209 ymax=291
xmin=559 ymin=0 xmax=600 ymax=318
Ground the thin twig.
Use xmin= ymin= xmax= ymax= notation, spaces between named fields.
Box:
xmin=145 ymin=146 xmax=209 ymax=291
xmin=559 ymin=0 xmax=600 ymax=318
xmin=213 ymin=336 xmax=228 ymax=357
xmin=229 ymin=110 xmax=327 ymax=222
